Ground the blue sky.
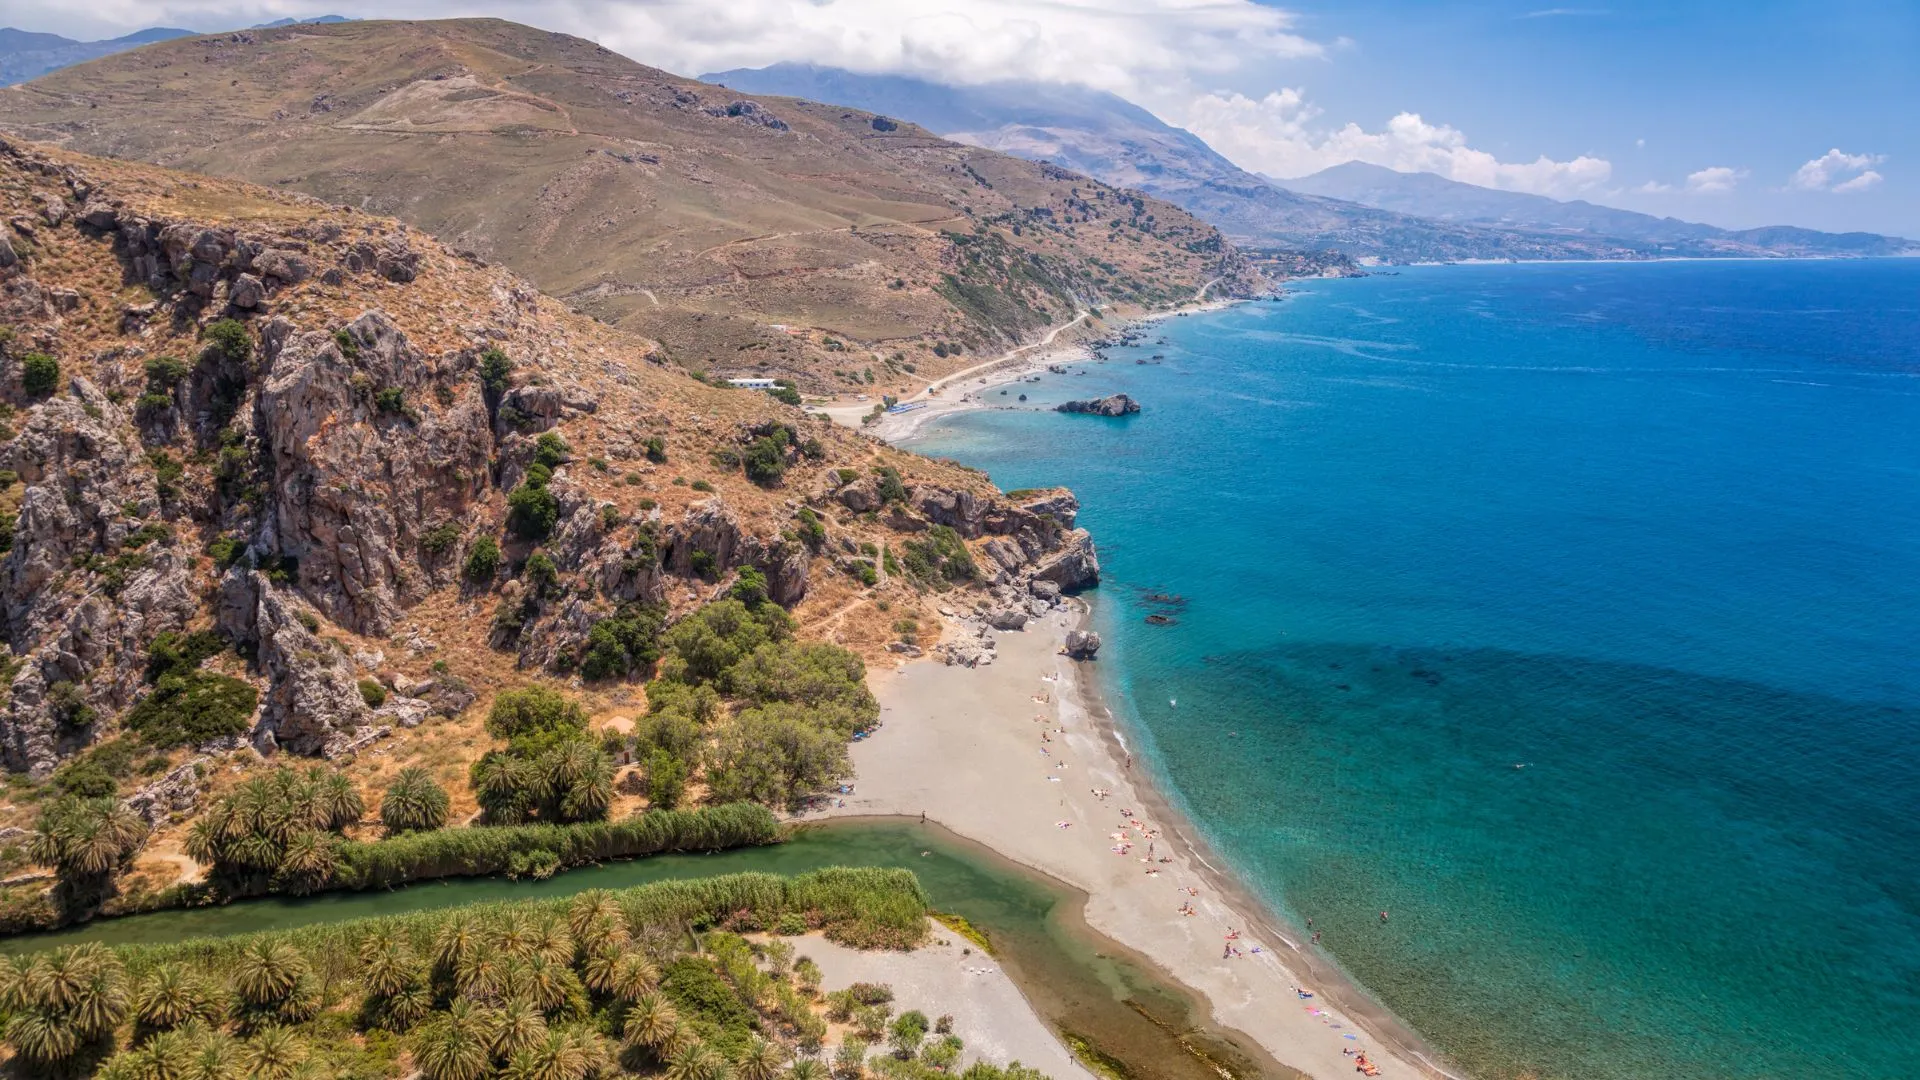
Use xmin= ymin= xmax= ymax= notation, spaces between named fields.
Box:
xmin=1256 ymin=1 xmax=1919 ymax=234
xmin=5 ymin=0 xmax=1914 ymax=235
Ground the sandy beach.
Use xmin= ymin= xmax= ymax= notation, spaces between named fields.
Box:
xmin=811 ymin=604 xmax=1455 ymax=1080
xmin=800 ymin=924 xmax=1096 ymax=1079
xmin=815 ymin=296 xmax=1250 ymax=442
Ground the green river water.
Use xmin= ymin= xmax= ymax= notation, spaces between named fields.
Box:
xmin=1 ymin=819 xmax=1292 ymax=1080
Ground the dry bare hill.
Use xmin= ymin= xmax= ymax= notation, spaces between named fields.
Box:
xmin=0 ymin=138 xmax=1099 ymax=900
xmin=0 ymin=18 xmax=1263 ymax=394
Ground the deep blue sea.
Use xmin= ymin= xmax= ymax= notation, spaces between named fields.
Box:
xmin=911 ymin=260 xmax=1920 ymax=1080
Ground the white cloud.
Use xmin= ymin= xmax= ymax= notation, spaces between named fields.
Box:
xmin=1182 ymin=91 xmax=1611 ymax=197
xmin=1788 ymin=149 xmax=1885 ymax=193
xmin=22 ymin=0 xmax=1323 ymax=101
xmin=1684 ymin=166 xmax=1745 ymax=194
xmin=1831 ymin=170 xmax=1883 ymax=194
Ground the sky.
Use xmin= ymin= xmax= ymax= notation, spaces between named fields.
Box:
xmin=3 ymin=0 xmax=1914 ymax=236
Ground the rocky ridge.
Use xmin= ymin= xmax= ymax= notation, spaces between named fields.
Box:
xmin=0 ymin=137 xmax=1097 ymax=784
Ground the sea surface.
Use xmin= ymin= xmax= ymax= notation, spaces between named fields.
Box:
xmin=911 ymin=260 xmax=1920 ymax=1080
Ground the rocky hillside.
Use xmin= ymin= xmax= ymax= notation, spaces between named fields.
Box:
xmin=0 ymin=18 xmax=1263 ymax=395
xmin=0 ymin=135 xmax=1097 ymax=811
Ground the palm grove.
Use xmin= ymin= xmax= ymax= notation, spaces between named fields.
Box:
xmin=1 ymin=872 xmax=1056 ymax=1080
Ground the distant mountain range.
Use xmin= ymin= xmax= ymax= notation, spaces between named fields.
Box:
xmin=705 ymin=63 xmax=1914 ymax=261
xmin=0 ymin=17 xmax=353 ymax=86
xmin=1279 ymin=161 xmax=1914 ymax=258
xmin=0 ymin=26 xmax=193 ymax=85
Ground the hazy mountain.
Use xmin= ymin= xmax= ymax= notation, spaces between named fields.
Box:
xmin=701 ymin=64 xmax=1647 ymax=262
xmin=0 ymin=26 xmax=192 ymax=85
xmin=0 ymin=19 xmax=1259 ymax=388
xmin=706 ymin=65 xmax=1914 ymax=261
xmin=1279 ymin=160 xmax=1914 ymax=256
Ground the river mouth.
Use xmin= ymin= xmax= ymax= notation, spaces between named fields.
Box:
xmin=2 ymin=818 xmax=1301 ymax=1080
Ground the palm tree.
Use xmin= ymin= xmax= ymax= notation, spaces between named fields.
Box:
xmin=274 ymin=830 xmax=338 ymax=891
xmin=411 ymin=1000 xmax=501 ymax=1080
xmin=620 ymin=990 xmax=680 ymax=1053
xmin=70 ymin=960 xmax=131 ymax=1039
xmin=378 ymin=981 xmax=436 ymax=1032
xmin=3 ymin=1007 xmax=79 ymax=1068
xmin=26 ymin=944 xmax=103 ymax=1011
xmin=529 ymin=914 xmax=574 ymax=966
xmin=785 ymin=1061 xmax=827 ymax=1080
xmin=501 ymin=1030 xmax=589 ymax=1080
xmin=307 ymin=767 xmax=365 ymax=830
xmin=358 ymin=931 xmax=418 ymax=999
xmin=607 ymin=953 xmax=659 ymax=1004
xmin=565 ymin=889 xmax=624 ymax=944
xmin=434 ymin=911 xmax=480 ymax=979
xmin=735 ymin=1036 xmax=787 ymax=1080
xmin=131 ymin=1028 xmax=195 ymax=1077
xmin=241 ymin=1025 xmax=308 ymax=1080
xmin=380 ymin=767 xmax=451 ymax=833
xmin=31 ymin=795 xmax=149 ymax=883
xmin=455 ymin=950 xmax=506 ymax=1002
xmin=184 ymin=1026 xmax=245 ymax=1080
xmin=666 ymin=1043 xmax=734 ymax=1080
xmin=182 ymin=815 xmax=223 ymax=869
xmin=496 ymin=911 xmax=538 ymax=962
xmin=232 ymin=940 xmax=307 ymax=1008
xmin=137 ymin=963 xmax=209 ymax=1031
xmin=493 ymin=998 xmax=550 ymax=1061
xmin=505 ymin=953 xmax=572 ymax=1014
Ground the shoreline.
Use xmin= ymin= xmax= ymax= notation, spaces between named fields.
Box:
xmin=817 ymin=295 xmax=1250 ymax=443
xmin=813 ymin=602 xmax=1459 ymax=1080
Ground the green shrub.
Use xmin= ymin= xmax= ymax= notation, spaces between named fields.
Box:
xmin=478 ymin=347 xmax=513 ymax=395
xmin=522 ymin=550 xmax=559 ymax=596
xmin=767 ymin=385 xmax=802 ymax=406
xmin=333 ymin=328 xmax=361 ymax=359
xmin=420 ymin=522 xmax=461 ymax=555
xmin=744 ymin=429 xmax=790 ymax=486
xmin=795 ymin=508 xmax=827 ymax=552
xmin=21 ymin=352 xmax=58 ymax=396
xmin=643 ymin=749 xmax=688 ymax=809
xmin=202 ymin=318 xmax=252 ymax=364
xmin=373 ymin=386 xmax=407 ymax=415
xmin=726 ymin=566 xmax=770 ymax=608
xmin=690 ymin=479 xmax=716 ymax=493
xmin=644 ymin=436 xmax=668 ymax=463
xmin=579 ymin=603 xmax=666 ymax=681
xmin=464 ymin=537 xmax=501 ymax=582
xmin=875 ymin=466 xmax=908 ymax=504
xmin=486 ymin=685 xmax=587 ymax=741
xmin=506 ymin=483 xmax=558 ymax=541
xmin=900 ymin=526 xmax=976 ymax=589
xmin=125 ymin=672 xmax=259 ymax=748
xmin=358 ymin=678 xmax=387 ymax=708
xmin=46 ymin=680 xmax=95 ymax=728
xmin=145 ymin=629 xmax=227 ymax=682
xmin=532 ymin=431 xmax=568 ymax=469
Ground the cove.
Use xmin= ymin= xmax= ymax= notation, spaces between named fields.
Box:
xmin=2 ymin=818 xmax=1299 ymax=1080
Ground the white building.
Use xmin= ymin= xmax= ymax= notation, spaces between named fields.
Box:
xmin=726 ymin=377 xmax=778 ymax=389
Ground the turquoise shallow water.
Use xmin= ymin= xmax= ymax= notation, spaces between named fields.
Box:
xmin=913 ymin=261 xmax=1920 ymax=1080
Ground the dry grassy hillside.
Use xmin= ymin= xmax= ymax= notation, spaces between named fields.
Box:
xmin=0 ymin=137 xmax=1099 ymax=909
xmin=0 ymin=18 xmax=1263 ymax=394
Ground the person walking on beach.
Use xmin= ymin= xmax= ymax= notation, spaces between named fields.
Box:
xmin=920 ymin=810 xmax=927 ymax=824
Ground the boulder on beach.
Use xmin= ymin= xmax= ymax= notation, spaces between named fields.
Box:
xmin=1056 ymin=394 xmax=1140 ymax=417
xmin=1064 ymin=630 xmax=1101 ymax=659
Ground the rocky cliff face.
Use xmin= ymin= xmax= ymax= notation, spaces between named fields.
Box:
xmin=0 ymin=137 xmax=1098 ymax=778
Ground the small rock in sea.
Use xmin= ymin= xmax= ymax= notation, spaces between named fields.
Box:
xmin=1145 ymin=613 xmax=1176 ymax=626
xmin=1018 ymin=393 xmax=1027 ymax=401
xmin=1056 ymin=393 xmax=1140 ymax=417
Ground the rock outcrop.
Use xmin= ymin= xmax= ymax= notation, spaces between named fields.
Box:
xmin=1055 ymin=394 xmax=1140 ymax=417
xmin=1064 ymin=630 xmax=1101 ymax=659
